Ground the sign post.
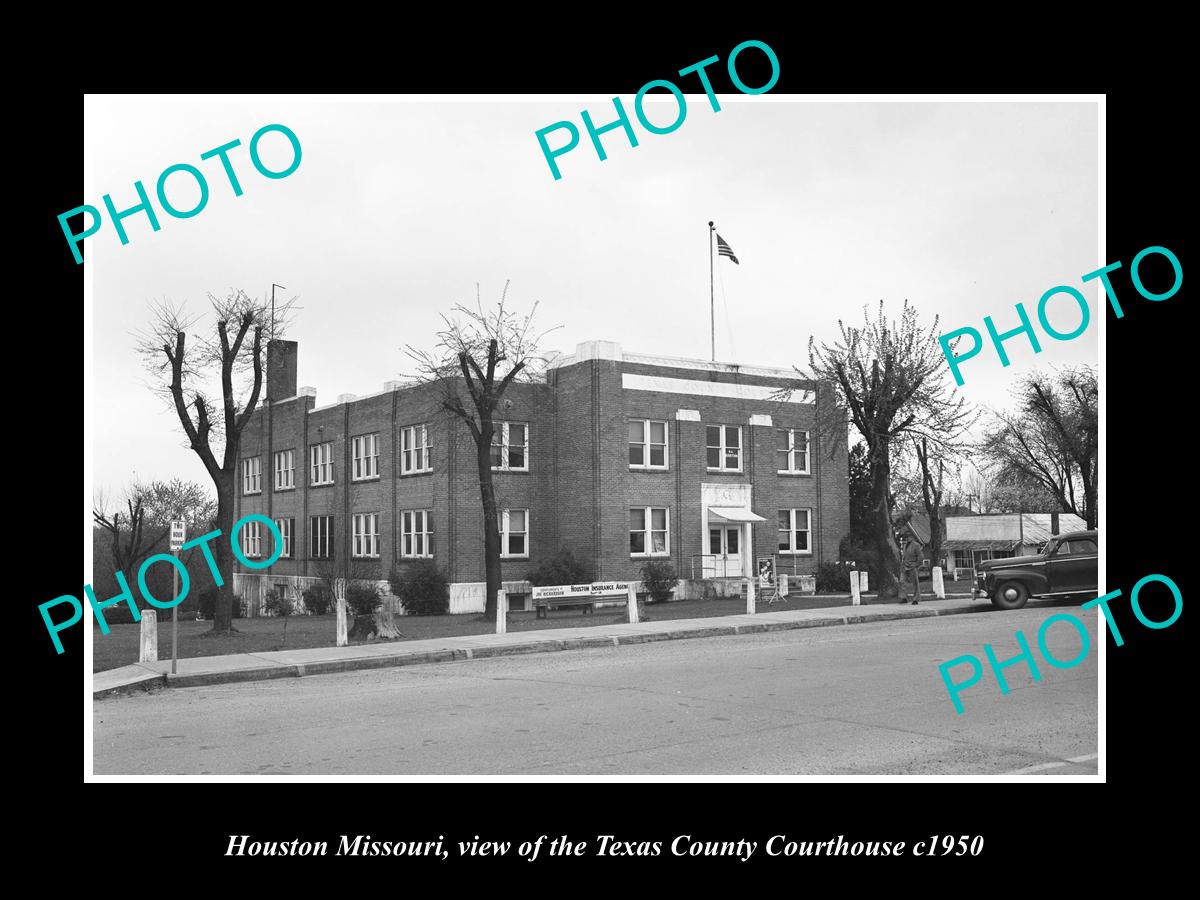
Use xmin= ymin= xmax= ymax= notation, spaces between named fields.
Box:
xmin=169 ymin=519 xmax=186 ymax=674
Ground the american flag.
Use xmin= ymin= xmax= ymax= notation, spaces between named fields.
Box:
xmin=716 ymin=233 xmax=739 ymax=265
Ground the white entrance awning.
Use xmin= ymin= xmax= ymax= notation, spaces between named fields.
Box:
xmin=708 ymin=507 xmax=766 ymax=523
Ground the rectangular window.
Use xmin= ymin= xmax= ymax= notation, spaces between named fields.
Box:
xmin=352 ymin=513 xmax=380 ymax=558
xmin=400 ymin=424 xmax=432 ymax=474
xmin=351 ymin=433 xmax=380 ymax=481
xmin=273 ymin=518 xmax=293 ymax=558
xmin=776 ymin=429 xmax=810 ymax=474
xmin=490 ymin=422 xmax=529 ymax=472
xmin=401 ymin=510 xmax=434 ymax=558
xmin=309 ymin=516 xmax=333 ymax=559
xmin=310 ymin=441 xmax=334 ymax=485
xmin=242 ymin=457 xmax=261 ymax=494
xmin=499 ymin=508 xmax=529 ymax=558
xmin=273 ymin=449 xmax=295 ymax=490
xmin=630 ymin=507 xmax=670 ymax=556
xmin=778 ymin=509 xmax=812 ymax=554
xmin=241 ymin=520 xmax=262 ymax=557
xmin=628 ymin=420 xmax=669 ymax=469
xmin=706 ymin=425 xmax=742 ymax=471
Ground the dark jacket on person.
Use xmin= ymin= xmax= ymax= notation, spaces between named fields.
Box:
xmin=902 ymin=541 xmax=923 ymax=571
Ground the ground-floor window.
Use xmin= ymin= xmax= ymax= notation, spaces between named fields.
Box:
xmin=778 ymin=508 xmax=812 ymax=554
xmin=241 ymin=520 xmax=262 ymax=558
xmin=499 ymin=509 xmax=528 ymax=558
xmin=309 ymin=516 xmax=333 ymax=559
xmin=401 ymin=510 xmax=433 ymax=558
xmin=273 ymin=518 xmax=293 ymax=558
xmin=630 ymin=507 xmax=670 ymax=556
xmin=353 ymin=513 xmax=380 ymax=558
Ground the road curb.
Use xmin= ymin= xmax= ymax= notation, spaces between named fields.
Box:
xmin=93 ymin=598 xmax=1056 ymax=698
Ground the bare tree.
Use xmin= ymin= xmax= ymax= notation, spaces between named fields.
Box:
xmin=914 ymin=436 xmax=954 ymax=565
xmin=406 ymin=283 xmax=557 ymax=615
xmin=135 ymin=289 xmax=295 ymax=633
xmin=93 ymin=478 xmax=216 ymax=576
xmin=312 ymin=556 xmax=397 ymax=640
xmin=803 ymin=300 xmax=978 ymax=598
xmin=979 ymin=366 xmax=1098 ymax=528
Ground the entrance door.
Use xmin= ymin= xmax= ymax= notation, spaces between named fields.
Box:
xmin=709 ymin=526 xmax=744 ymax=577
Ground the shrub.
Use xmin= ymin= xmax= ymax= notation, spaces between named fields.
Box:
xmin=389 ymin=560 xmax=450 ymax=616
xmin=639 ymin=560 xmax=678 ymax=603
xmin=345 ymin=582 xmax=382 ymax=617
xmin=525 ymin=549 xmax=592 ymax=586
xmin=262 ymin=588 xmax=292 ymax=617
xmin=198 ymin=586 xmax=243 ymax=619
xmin=302 ymin=582 xmax=332 ymax=616
xmin=815 ymin=562 xmax=853 ymax=593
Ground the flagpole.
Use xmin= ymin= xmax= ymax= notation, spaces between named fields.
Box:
xmin=708 ymin=220 xmax=715 ymax=361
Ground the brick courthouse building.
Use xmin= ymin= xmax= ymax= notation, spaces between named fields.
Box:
xmin=233 ymin=339 xmax=849 ymax=614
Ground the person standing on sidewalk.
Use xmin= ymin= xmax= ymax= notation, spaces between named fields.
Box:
xmin=899 ymin=537 xmax=923 ymax=605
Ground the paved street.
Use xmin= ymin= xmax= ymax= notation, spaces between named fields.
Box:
xmin=94 ymin=606 xmax=1098 ymax=776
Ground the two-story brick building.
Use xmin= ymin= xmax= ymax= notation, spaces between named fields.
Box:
xmin=232 ymin=339 xmax=849 ymax=613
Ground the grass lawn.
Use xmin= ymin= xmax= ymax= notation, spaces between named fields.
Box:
xmin=92 ymin=581 xmax=979 ymax=673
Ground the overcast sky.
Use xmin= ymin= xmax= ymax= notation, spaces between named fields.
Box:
xmin=87 ymin=97 xmax=1098 ymax=497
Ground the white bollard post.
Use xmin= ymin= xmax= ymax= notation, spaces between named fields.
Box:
xmin=336 ymin=597 xmax=348 ymax=647
xmin=496 ymin=589 xmax=507 ymax=634
xmin=627 ymin=583 xmax=639 ymax=624
xmin=746 ymin=578 xmax=756 ymax=615
xmin=779 ymin=574 xmax=789 ymax=596
xmin=932 ymin=566 xmax=946 ymax=599
xmin=850 ymin=570 xmax=861 ymax=606
xmin=139 ymin=608 xmax=158 ymax=662
xmin=860 ymin=571 xmax=869 ymax=593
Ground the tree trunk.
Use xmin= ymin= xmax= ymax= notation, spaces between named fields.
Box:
xmin=477 ymin=423 xmax=502 ymax=616
xmin=867 ymin=442 xmax=900 ymax=599
xmin=212 ymin=483 xmax=236 ymax=634
xmin=374 ymin=605 xmax=403 ymax=640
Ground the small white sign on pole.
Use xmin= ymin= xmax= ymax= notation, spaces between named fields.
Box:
xmin=169 ymin=520 xmax=186 ymax=551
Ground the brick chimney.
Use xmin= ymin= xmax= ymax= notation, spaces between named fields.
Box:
xmin=266 ymin=340 xmax=298 ymax=401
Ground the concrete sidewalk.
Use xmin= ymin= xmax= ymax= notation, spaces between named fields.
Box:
xmin=92 ymin=594 xmax=1051 ymax=699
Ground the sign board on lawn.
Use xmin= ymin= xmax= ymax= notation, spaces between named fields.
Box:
xmin=530 ymin=581 xmax=630 ymax=600
xmin=169 ymin=520 xmax=186 ymax=552
xmin=757 ymin=557 xmax=774 ymax=587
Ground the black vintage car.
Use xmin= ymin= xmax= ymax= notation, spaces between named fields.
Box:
xmin=975 ymin=530 xmax=1098 ymax=610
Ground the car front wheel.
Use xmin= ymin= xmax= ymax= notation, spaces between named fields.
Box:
xmin=992 ymin=580 xmax=1030 ymax=610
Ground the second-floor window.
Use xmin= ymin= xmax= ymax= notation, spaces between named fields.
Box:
xmin=706 ymin=425 xmax=742 ymax=471
xmin=309 ymin=516 xmax=333 ymax=559
xmin=353 ymin=513 xmax=380 ymax=558
xmin=274 ymin=449 xmax=295 ymax=490
xmin=490 ymin=422 xmax=529 ymax=471
xmin=776 ymin=429 xmax=810 ymax=474
xmin=242 ymin=457 xmax=261 ymax=494
xmin=401 ymin=424 xmax=432 ymax=474
xmin=499 ymin=508 xmax=529 ymax=558
xmin=401 ymin=510 xmax=433 ymax=558
xmin=629 ymin=420 xmax=668 ymax=469
xmin=310 ymin=441 xmax=334 ymax=485
xmin=352 ymin=433 xmax=380 ymax=480
xmin=274 ymin=518 xmax=293 ymax=558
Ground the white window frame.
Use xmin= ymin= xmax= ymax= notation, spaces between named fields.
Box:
xmin=778 ymin=508 xmax=813 ymax=555
xmin=630 ymin=507 xmax=671 ymax=557
xmin=498 ymin=508 xmax=529 ymax=559
xmin=352 ymin=513 xmax=380 ymax=559
xmin=706 ymin=425 xmax=743 ymax=472
xmin=273 ymin=517 xmax=293 ymax=558
xmin=629 ymin=420 xmax=669 ymax=470
xmin=400 ymin=424 xmax=433 ymax=475
xmin=309 ymin=515 xmax=333 ymax=559
xmin=241 ymin=520 xmax=262 ymax=558
xmin=274 ymin=449 xmax=295 ymax=490
xmin=310 ymin=441 xmax=334 ymax=485
xmin=351 ymin=433 xmax=380 ymax=481
xmin=242 ymin=457 xmax=262 ymax=494
xmin=490 ymin=421 xmax=530 ymax=472
xmin=776 ymin=428 xmax=811 ymax=475
xmin=401 ymin=509 xmax=434 ymax=559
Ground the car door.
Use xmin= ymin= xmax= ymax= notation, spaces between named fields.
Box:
xmin=1049 ymin=538 xmax=1098 ymax=593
